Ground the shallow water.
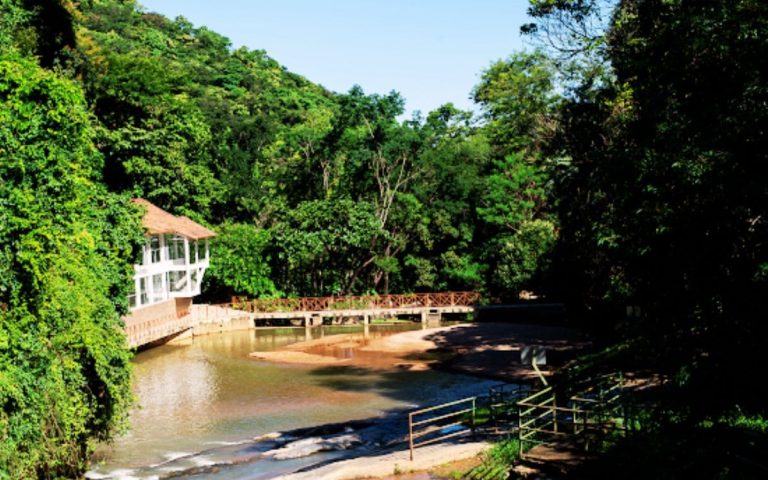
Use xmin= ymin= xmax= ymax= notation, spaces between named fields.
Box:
xmin=88 ymin=325 xmax=496 ymax=479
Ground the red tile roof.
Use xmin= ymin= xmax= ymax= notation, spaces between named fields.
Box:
xmin=132 ymin=198 xmax=217 ymax=240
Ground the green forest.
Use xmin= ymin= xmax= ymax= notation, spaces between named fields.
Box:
xmin=1 ymin=0 xmax=767 ymax=477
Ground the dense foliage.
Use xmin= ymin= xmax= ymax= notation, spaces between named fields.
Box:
xmin=2 ymin=0 xmax=766 ymax=476
xmin=1 ymin=0 xmax=558 ymax=476
xmin=0 ymin=51 xmax=143 ymax=476
xmin=66 ymin=0 xmax=560 ymax=300
xmin=525 ymin=0 xmax=768 ymax=476
xmin=535 ymin=0 xmax=768 ymax=410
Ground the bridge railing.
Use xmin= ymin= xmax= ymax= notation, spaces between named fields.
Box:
xmin=230 ymin=291 xmax=480 ymax=313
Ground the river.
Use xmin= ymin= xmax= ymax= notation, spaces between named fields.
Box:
xmin=87 ymin=325 xmax=498 ymax=479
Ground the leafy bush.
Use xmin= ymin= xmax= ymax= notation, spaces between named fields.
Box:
xmin=0 ymin=53 xmax=143 ymax=478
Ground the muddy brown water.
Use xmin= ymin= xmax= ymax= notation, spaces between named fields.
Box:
xmin=87 ymin=325 xmax=498 ymax=480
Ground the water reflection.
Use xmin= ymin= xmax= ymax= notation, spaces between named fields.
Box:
xmin=90 ymin=325 xmax=486 ymax=479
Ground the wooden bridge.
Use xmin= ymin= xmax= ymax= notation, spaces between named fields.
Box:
xmin=125 ymin=291 xmax=481 ymax=348
xmin=228 ymin=291 xmax=481 ymax=327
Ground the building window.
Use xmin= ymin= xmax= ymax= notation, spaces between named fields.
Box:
xmin=128 ymin=284 xmax=137 ymax=308
xmin=151 ymin=274 xmax=164 ymax=303
xmin=167 ymin=235 xmax=186 ymax=264
xmin=150 ymin=236 xmax=161 ymax=263
xmin=168 ymin=270 xmax=187 ymax=293
xmin=139 ymin=277 xmax=148 ymax=305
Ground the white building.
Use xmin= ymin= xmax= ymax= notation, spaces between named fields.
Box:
xmin=124 ymin=199 xmax=216 ymax=337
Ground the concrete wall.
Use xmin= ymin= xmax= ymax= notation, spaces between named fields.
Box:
xmin=189 ymin=304 xmax=254 ymax=336
xmin=192 ymin=315 xmax=253 ymax=336
xmin=124 ymin=298 xmax=178 ymax=328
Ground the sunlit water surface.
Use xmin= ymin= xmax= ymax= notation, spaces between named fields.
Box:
xmin=88 ymin=325 xmax=493 ymax=479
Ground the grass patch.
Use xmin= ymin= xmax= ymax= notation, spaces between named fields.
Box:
xmin=464 ymin=438 xmax=522 ymax=479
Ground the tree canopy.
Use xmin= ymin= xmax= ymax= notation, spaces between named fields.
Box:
xmin=2 ymin=0 xmax=767 ymax=476
xmin=0 ymin=51 xmax=143 ymax=477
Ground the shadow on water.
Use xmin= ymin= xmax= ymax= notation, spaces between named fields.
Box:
xmin=305 ymin=364 xmax=476 ymax=405
xmin=89 ymin=321 xmax=592 ymax=479
xmin=88 ymin=325 xmax=499 ymax=479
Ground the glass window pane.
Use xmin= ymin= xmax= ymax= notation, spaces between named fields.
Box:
xmin=128 ymin=282 xmax=137 ymax=308
xmin=169 ymin=270 xmax=187 ymax=292
xmin=139 ymin=277 xmax=148 ymax=305
xmin=151 ymin=274 xmax=164 ymax=303
xmin=150 ymin=236 xmax=161 ymax=263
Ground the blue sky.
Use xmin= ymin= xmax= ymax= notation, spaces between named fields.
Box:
xmin=138 ymin=1 xmax=531 ymax=116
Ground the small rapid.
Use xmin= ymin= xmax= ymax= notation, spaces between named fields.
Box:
xmin=87 ymin=325 xmax=497 ymax=480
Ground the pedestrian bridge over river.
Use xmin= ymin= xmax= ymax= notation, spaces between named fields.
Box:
xmin=230 ymin=291 xmax=480 ymax=327
xmin=125 ymin=291 xmax=480 ymax=348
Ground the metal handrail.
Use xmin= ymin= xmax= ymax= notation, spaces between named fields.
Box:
xmin=408 ymin=396 xmax=476 ymax=461
xmin=517 ymin=374 xmax=627 ymax=457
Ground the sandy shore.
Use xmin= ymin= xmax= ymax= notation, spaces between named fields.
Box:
xmin=249 ymin=350 xmax=353 ymax=364
xmin=249 ymin=322 xmax=590 ymax=382
xmin=249 ymin=322 xmax=590 ymax=480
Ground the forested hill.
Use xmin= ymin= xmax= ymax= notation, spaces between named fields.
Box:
xmin=1 ymin=2 xmax=558 ymax=472
xmin=48 ymin=0 xmax=557 ymax=300
xmin=3 ymin=0 xmax=768 ymax=477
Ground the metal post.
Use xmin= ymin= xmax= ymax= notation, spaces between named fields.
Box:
xmin=518 ymin=404 xmax=524 ymax=458
xmin=532 ymin=355 xmax=548 ymax=387
xmin=573 ymin=404 xmax=579 ymax=435
xmin=408 ymin=412 xmax=415 ymax=461
xmin=471 ymin=397 xmax=477 ymax=439
xmin=584 ymin=410 xmax=589 ymax=451
xmin=552 ymin=396 xmax=558 ymax=433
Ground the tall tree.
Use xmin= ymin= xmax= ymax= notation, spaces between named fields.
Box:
xmin=472 ymin=51 xmax=561 ymax=298
xmin=0 ymin=52 xmax=143 ymax=478
xmin=536 ymin=0 xmax=768 ymax=413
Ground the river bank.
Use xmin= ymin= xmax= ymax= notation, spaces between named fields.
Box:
xmin=248 ymin=322 xmax=591 ymax=382
xmin=87 ymin=323 xmax=589 ymax=479
xmin=245 ymin=322 xmax=591 ymax=480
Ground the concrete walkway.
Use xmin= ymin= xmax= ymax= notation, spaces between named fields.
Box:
xmin=276 ymin=440 xmax=491 ymax=480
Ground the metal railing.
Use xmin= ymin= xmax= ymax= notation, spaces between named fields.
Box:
xmin=488 ymin=383 xmax=531 ymax=426
xmin=408 ymin=396 xmax=477 ymax=460
xmin=568 ymin=373 xmax=626 ymax=438
xmin=516 ymin=374 xmax=626 ymax=457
